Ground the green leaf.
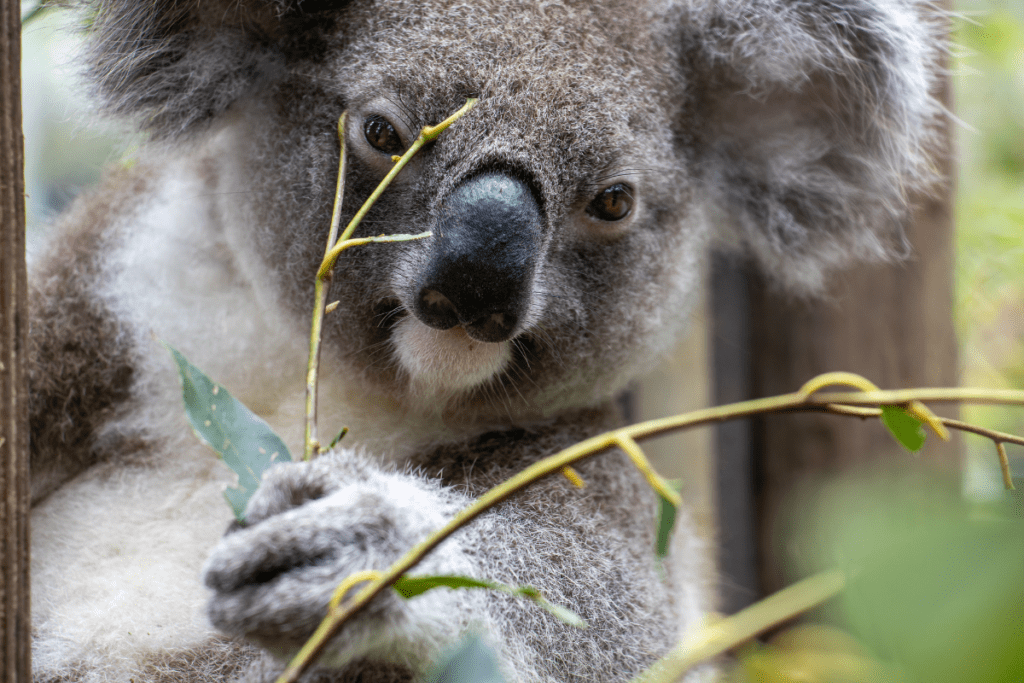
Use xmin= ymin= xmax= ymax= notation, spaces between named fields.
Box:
xmin=392 ymin=574 xmax=493 ymax=598
xmin=880 ymin=405 xmax=926 ymax=452
xmin=656 ymin=479 xmax=682 ymax=558
xmin=426 ymin=633 xmax=505 ymax=683
xmin=392 ymin=575 xmax=586 ymax=628
xmin=165 ymin=344 xmax=292 ymax=521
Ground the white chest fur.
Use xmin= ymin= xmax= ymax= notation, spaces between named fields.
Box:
xmin=29 ymin=144 xmax=435 ymax=681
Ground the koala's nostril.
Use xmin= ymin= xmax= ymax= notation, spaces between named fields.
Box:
xmin=416 ymin=288 xmax=460 ymax=330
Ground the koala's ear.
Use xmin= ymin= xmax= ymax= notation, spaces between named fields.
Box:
xmin=77 ymin=0 xmax=351 ymax=139
xmin=682 ymin=0 xmax=947 ymax=291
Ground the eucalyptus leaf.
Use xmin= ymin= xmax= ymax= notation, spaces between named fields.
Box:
xmin=393 ymin=575 xmax=586 ymax=628
xmin=880 ymin=405 xmax=926 ymax=452
xmin=166 ymin=344 xmax=292 ymax=521
xmin=392 ymin=575 xmax=494 ymax=598
xmin=656 ymin=480 xmax=682 ymax=558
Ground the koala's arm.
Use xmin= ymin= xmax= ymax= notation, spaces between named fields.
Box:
xmin=204 ymin=430 xmax=705 ymax=682
xmin=27 ymin=169 xmax=146 ymax=503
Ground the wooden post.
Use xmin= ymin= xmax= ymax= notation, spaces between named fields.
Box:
xmin=1 ymin=0 xmax=30 ymax=678
xmin=710 ymin=254 xmax=758 ymax=614
xmin=711 ymin=3 xmax=958 ymax=600
xmin=747 ymin=24 xmax=958 ymax=593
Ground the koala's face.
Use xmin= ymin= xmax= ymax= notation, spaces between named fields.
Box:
xmin=232 ymin=1 xmax=704 ymax=421
xmin=83 ymin=0 xmax=940 ymax=423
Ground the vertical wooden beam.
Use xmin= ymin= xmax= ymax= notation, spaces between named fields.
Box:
xmin=709 ymin=253 xmax=758 ymax=614
xmin=747 ymin=5 xmax=958 ymax=594
xmin=0 ymin=0 xmax=30 ymax=679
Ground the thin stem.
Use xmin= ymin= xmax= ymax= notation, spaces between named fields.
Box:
xmin=325 ymin=114 xmax=349 ymax=252
xmin=630 ymin=570 xmax=846 ymax=683
xmin=938 ymin=416 xmax=1024 ymax=448
xmin=329 ymin=570 xmax=384 ymax=611
xmin=318 ymin=98 xmax=478 ymax=279
xmin=801 ymin=387 xmax=1024 ymax=408
xmin=304 ymin=114 xmax=349 ymax=461
xmin=615 ymin=433 xmax=682 ymax=507
xmin=797 ymin=371 xmax=949 ymax=440
xmin=303 ymin=99 xmax=476 ymax=461
xmin=996 ymin=442 xmax=1015 ymax=490
xmin=560 ymin=466 xmax=586 ymax=488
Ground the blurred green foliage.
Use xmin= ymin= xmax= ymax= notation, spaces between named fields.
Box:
xmin=731 ymin=474 xmax=1024 ymax=683
xmin=955 ymin=1 xmax=1024 ymax=488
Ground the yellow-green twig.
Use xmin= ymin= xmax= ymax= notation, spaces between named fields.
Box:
xmin=303 ymin=99 xmax=477 ymax=461
xmin=317 ymin=98 xmax=478 ymax=280
xmin=329 ymin=570 xmax=384 ymax=611
xmin=996 ymin=442 xmax=1015 ymax=490
xmin=801 ymin=387 xmax=1024 ymax=408
xmin=799 ymin=371 xmax=950 ymax=440
xmin=616 ymin=433 xmax=682 ymax=508
xmin=560 ymin=466 xmax=586 ymax=488
xmin=304 ymin=114 xmax=349 ymax=460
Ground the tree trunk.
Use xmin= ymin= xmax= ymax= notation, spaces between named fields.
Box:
xmin=0 ymin=0 xmax=30 ymax=679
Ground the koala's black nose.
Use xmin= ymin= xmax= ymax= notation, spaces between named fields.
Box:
xmin=415 ymin=173 xmax=542 ymax=343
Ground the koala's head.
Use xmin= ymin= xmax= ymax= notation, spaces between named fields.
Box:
xmin=80 ymin=0 xmax=944 ymax=423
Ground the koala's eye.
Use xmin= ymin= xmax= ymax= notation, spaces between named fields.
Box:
xmin=586 ymin=183 xmax=634 ymax=222
xmin=363 ymin=115 xmax=404 ymax=155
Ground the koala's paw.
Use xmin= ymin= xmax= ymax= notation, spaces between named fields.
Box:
xmin=203 ymin=452 xmax=478 ymax=666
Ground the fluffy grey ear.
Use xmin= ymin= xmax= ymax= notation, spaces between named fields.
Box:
xmin=683 ymin=0 xmax=947 ymax=291
xmin=76 ymin=0 xmax=350 ymax=139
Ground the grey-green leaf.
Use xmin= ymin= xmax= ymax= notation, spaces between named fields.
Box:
xmin=656 ymin=479 xmax=682 ymax=558
xmin=166 ymin=344 xmax=292 ymax=521
xmin=392 ymin=575 xmax=586 ymax=628
xmin=881 ymin=405 xmax=926 ymax=452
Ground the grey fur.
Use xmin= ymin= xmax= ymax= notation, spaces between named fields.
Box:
xmin=29 ymin=1 xmax=945 ymax=681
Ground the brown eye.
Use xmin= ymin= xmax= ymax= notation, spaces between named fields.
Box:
xmin=363 ymin=115 xmax=404 ymax=154
xmin=587 ymin=183 xmax=633 ymax=221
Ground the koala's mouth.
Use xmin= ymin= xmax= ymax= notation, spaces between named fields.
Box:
xmin=390 ymin=313 xmax=513 ymax=395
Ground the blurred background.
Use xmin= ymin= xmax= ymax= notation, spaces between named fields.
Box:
xmin=953 ymin=0 xmax=1024 ymax=496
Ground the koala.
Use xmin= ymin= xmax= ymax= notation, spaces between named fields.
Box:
xmin=27 ymin=1 xmax=945 ymax=682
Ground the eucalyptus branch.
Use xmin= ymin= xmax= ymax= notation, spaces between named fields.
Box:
xmin=818 ymin=404 xmax=1019 ymax=490
xmin=304 ymin=113 xmax=349 ymax=460
xmin=317 ymin=97 xmax=479 ymax=279
xmin=277 ymin=374 xmax=1024 ymax=683
xmin=303 ymin=99 xmax=478 ymax=461
xmin=803 ymin=387 xmax=1024 ymax=408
